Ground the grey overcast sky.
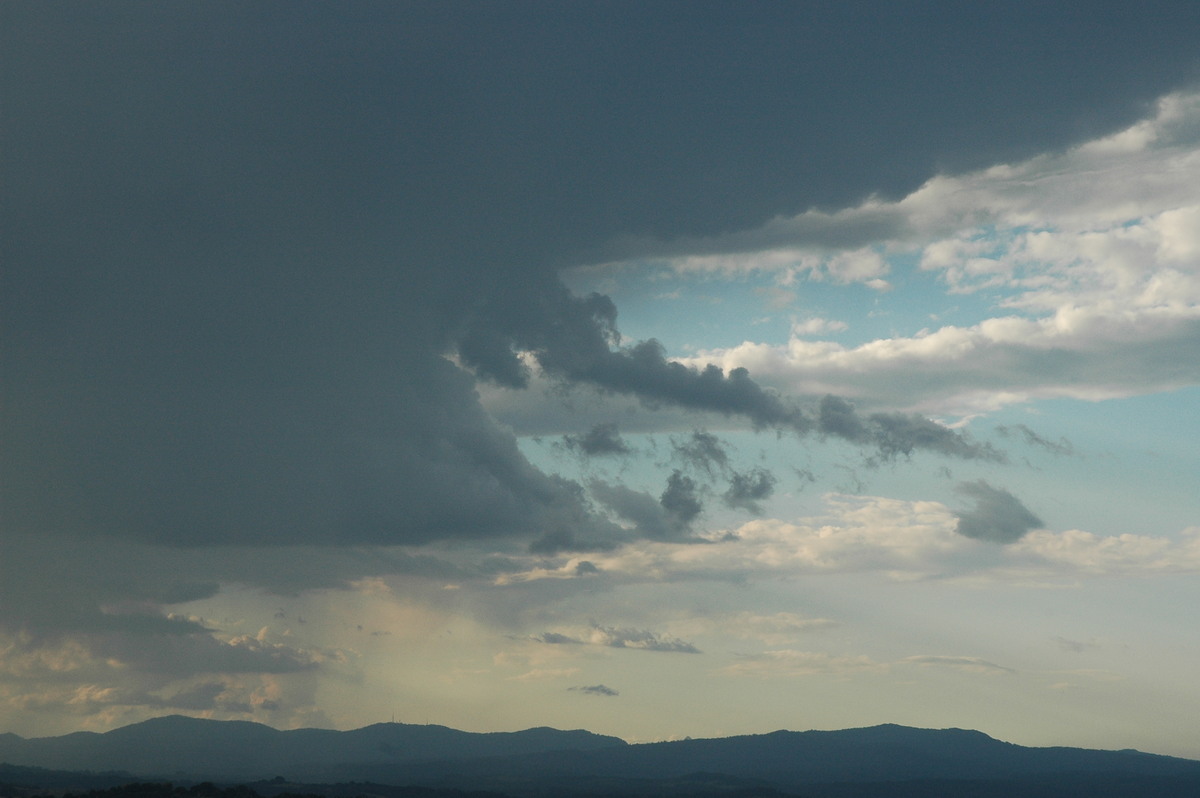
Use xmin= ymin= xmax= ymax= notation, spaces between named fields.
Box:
xmin=4 ymin=1 xmax=1200 ymax=756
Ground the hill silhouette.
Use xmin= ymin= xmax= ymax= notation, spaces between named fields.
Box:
xmin=0 ymin=716 xmax=624 ymax=780
xmin=352 ymin=723 xmax=1200 ymax=794
xmin=2 ymin=717 xmax=1199 ymax=796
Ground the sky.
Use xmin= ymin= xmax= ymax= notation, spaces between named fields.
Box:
xmin=3 ymin=0 xmax=1200 ymax=759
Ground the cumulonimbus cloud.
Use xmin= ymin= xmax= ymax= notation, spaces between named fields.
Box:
xmin=6 ymin=2 xmax=1200 ymax=731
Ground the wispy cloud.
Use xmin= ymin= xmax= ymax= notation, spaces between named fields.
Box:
xmin=995 ymin=424 xmax=1077 ymax=457
xmin=569 ymin=684 xmax=619 ymax=697
xmin=902 ymin=655 xmax=1015 ymax=674
xmin=510 ymin=668 xmax=581 ymax=682
xmin=719 ymin=650 xmax=887 ymax=678
xmin=532 ymin=625 xmax=700 ymax=654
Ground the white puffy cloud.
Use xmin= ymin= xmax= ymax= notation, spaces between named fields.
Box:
xmin=494 ymin=496 xmax=1200 ymax=586
xmin=684 ymin=303 xmax=1200 ymax=416
xmin=792 ymin=317 xmax=849 ymax=336
xmin=1010 ymin=527 xmax=1200 ymax=575
xmin=599 ymin=92 xmax=1200 ymax=417
xmin=824 ymin=248 xmax=890 ymax=286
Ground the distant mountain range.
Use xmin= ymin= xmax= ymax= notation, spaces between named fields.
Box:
xmin=3 ymin=716 xmax=1200 ymax=797
xmin=0 ymin=715 xmax=622 ymax=779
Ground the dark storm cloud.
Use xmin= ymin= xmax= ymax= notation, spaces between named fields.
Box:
xmin=0 ymin=526 xmax=470 ymax=622
xmin=89 ymin=613 xmax=212 ymax=638
xmin=87 ymin=631 xmax=319 ymax=676
xmin=569 ymin=685 xmax=618 ymax=697
xmin=4 ymin=1 xmax=1199 ymax=608
xmin=723 ymin=468 xmax=778 ymax=514
xmin=953 ymin=481 xmax=1044 ymax=544
xmin=162 ymin=682 xmax=244 ymax=712
xmin=818 ymin=396 xmax=1005 ymax=463
xmin=996 ymin=424 xmax=1077 ymax=457
xmin=563 ymin=423 xmax=632 ymax=457
xmin=469 ymin=297 xmax=814 ymax=432
xmin=0 ymin=609 xmax=319 ymax=686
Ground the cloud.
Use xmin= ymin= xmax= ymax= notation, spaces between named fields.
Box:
xmin=492 ymin=558 xmax=603 ymax=586
xmin=589 ymin=474 xmax=707 ymax=544
xmin=661 ymin=94 xmax=1200 ymax=419
xmin=723 ymin=468 xmax=778 ymax=514
xmin=533 ymin=625 xmax=699 ymax=654
xmin=562 ymin=423 xmax=632 ymax=456
xmin=9 ymin=624 xmax=323 ymax=680
xmin=672 ymin=431 xmax=732 ymax=476
xmin=660 ymin=472 xmax=704 ymax=527
xmin=158 ymin=681 xmax=247 ymax=712
xmin=2 ymin=673 xmax=312 ymax=729
xmin=499 ymin=497 xmax=1200 ymax=589
xmin=695 ymin=308 xmax=1200 ymax=419
xmin=902 ymin=655 xmax=1015 ymax=674
xmin=588 ymin=625 xmax=700 ymax=653
xmin=817 ymin=396 xmax=1006 ymax=463
xmin=995 ymin=424 xmax=1077 ymax=457
xmin=569 ymin=684 xmax=618 ymax=697
xmin=719 ymin=650 xmax=887 ymax=678
xmin=824 ymin=247 xmax=889 ymax=285
xmin=510 ymin=668 xmax=580 ymax=682
xmin=498 ymin=493 xmax=983 ymax=586
xmin=1010 ymin=527 xmax=1200 ymax=575
xmin=6 ymin=3 xmax=1200 ymax=733
xmin=953 ymin=481 xmax=1044 ymax=544
xmin=793 ymin=317 xmax=849 ymax=336
xmin=11 ymin=5 xmax=1185 ymax=572
xmin=0 ymin=531 xmax=474 ymax=646
xmin=618 ymin=494 xmax=977 ymax=579
xmin=554 ymin=340 xmax=814 ymax=433
xmin=722 ymin=651 xmax=1013 ymax=680
xmin=460 ymin=288 xmax=824 ymax=440
xmin=0 ymin=620 xmax=330 ymax=732
xmin=4 ymin=683 xmax=235 ymax=718
xmin=713 ymin=612 xmax=837 ymax=646
xmin=1052 ymin=636 xmax=1102 ymax=653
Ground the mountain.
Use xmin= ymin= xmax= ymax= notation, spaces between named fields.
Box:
xmin=349 ymin=723 xmax=1200 ymax=794
xmin=2 ymin=717 xmax=1199 ymax=796
xmin=0 ymin=715 xmax=625 ymax=779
